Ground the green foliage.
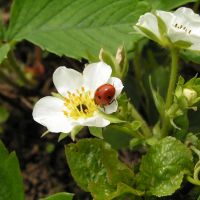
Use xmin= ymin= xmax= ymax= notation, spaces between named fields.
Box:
xmin=40 ymin=192 xmax=74 ymax=200
xmin=149 ymin=77 xmax=165 ymax=118
xmin=146 ymin=0 xmax=197 ymax=10
xmin=0 ymin=140 xmax=24 ymax=200
xmin=0 ymin=106 xmax=9 ymax=124
xmin=65 ymin=139 xmax=142 ymax=200
xmin=137 ymin=137 xmax=193 ymax=197
xmin=103 ymin=123 xmax=141 ymax=149
xmin=0 ymin=44 xmax=10 ymax=64
xmin=5 ymin=0 xmax=150 ymax=60
xmin=181 ymin=50 xmax=200 ymax=64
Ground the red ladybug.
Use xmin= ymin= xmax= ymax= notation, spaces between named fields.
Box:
xmin=94 ymin=84 xmax=115 ymax=106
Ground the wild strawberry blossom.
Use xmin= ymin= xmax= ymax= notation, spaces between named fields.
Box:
xmin=32 ymin=62 xmax=123 ymax=133
xmin=135 ymin=7 xmax=200 ymax=50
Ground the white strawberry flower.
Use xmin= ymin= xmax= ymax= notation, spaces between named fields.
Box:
xmin=135 ymin=7 xmax=200 ymax=50
xmin=32 ymin=62 xmax=123 ymax=133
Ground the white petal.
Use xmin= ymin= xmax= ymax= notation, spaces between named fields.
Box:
xmin=108 ymin=77 xmax=123 ymax=98
xmin=77 ymin=115 xmax=110 ymax=127
xmin=136 ymin=12 xmax=161 ymax=40
xmin=53 ymin=66 xmax=83 ymax=96
xmin=157 ymin=8 xmax=200 ymax=44
xmin=33 ymin=96 xmax=74 ymax=133
xmin=104 ymin=101 xmax=118 ymax=114
xmin=83 ymin=61 xmax=112 ymax=92
xmin=174 ymin=7 xmax=200 ymax=22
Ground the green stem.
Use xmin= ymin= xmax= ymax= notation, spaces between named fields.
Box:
xmin=129 ymin=102 xmax=152 ymax=138
xmin=187 ymin=176 xmax=200 ymax=186
xmin=7 ymin=51 xmax=29 ymax=86
xmin=194 ymin=165 xmax=200 ymax=181
xmin=0 ymin=70 xmax=19 ymax=88
xmin=161 ymin=48 xmax=179 ymax=137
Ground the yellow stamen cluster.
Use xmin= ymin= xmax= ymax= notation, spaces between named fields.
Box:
xmin=63 ymin=87 xmax=97 ymax=120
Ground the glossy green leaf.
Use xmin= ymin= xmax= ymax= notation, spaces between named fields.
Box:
xmin=40 ymin=192 xmax=74 ymax=200
xmin=137 ymin=137 xmax=193 ymax=197
xmin=6 ymin=0 xmax=150 ymax=60
xmin=65 ymin=139 xmax=135 ymax=200
xmin=0 ymin=140 xmax=25 ymax=200
xmin=0 ymin=44 xmax=10 ymax=64
xmin=146 ymin=0 xmax=196 ymax=10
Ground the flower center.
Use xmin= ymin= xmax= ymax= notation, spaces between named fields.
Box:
xmin=63 ymin=87 xmax=97 ymax=120
xmin=174 ymin=23 xmax=192 ymax=34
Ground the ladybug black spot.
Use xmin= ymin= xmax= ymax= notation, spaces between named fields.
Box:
xmin=98 ymin=96 xmax=101 ymax=99
xmin=107 ymin=96 xmax=112 ymax=100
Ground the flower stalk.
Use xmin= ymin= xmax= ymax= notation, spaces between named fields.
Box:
xmin=129 ymin=102 xmax=152 ymax=138
xmin=161 ymin=48 xmax=179 ymax=137
xmin=7 ymin=51 xmax=30 ymax=86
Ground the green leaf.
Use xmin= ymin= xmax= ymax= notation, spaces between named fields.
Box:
xmin=146 ymin=0 xmax=197 ymax=10
xmin=181 ymin=49 xmax=200 ymax=64
xmin=6 ymin=0 xmax=150 ymax=60
xmin=137 ymin=136 xmax=193 ymax=197
xmin=0 ymin=140 xmax=25 ymax=200
xmin=40 ymin=192 xmax=74 ymax=200
xmin=66 ymin=139 xmax=135 ymax=200
xmin=107 ymin=183 xmax=144 ymax=200
xmin=0 ymin=44 xmax=10 ymax=64
xmin=103 ymin=124 xmax=134 ymax=149
xmin=0 ymin=140 xmax=9 ymax=163
xmin=0 ymin=106 xmax=9 ymax=123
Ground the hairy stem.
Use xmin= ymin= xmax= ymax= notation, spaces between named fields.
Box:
xmin=129 ymin=102 xmax=152 ymax=138
xmin=7 ymin=51 xmax=29 ymax=86
xmin=161 ymin=48 xmax=179 ymax=137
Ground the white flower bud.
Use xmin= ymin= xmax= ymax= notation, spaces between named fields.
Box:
xmin=183 ymin=88 xmax=197 ymax=103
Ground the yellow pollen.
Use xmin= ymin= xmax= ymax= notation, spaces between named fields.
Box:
xmin=63 ymin=87 xmax=97 ymax=120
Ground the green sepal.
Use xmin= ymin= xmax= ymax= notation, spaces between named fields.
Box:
xmin=58 ymin=132 xmax=68 ymax=142
xmin=173 ymin=40 xmax=193 ymax=49
xmin=70 ymin=125 xmax=83 ymax=141
xmin=135 ymin=25 xmax=161 ymax=45
xmin=98 ymin=110 xmax=125 ymax=124
xmin=89 ymin=127 xmax=103 ymax=139
xmin=41 ymin=130 xmax=49 ymax=137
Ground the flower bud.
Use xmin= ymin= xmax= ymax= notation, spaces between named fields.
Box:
xmin=183 ymin=88 xmax=197 ymax=105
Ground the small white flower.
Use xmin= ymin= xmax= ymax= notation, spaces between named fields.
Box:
xmin=135 ymin=7 xmax=200 ymax=50
xmin=32 ymin=61 xmax=123 ymax=133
